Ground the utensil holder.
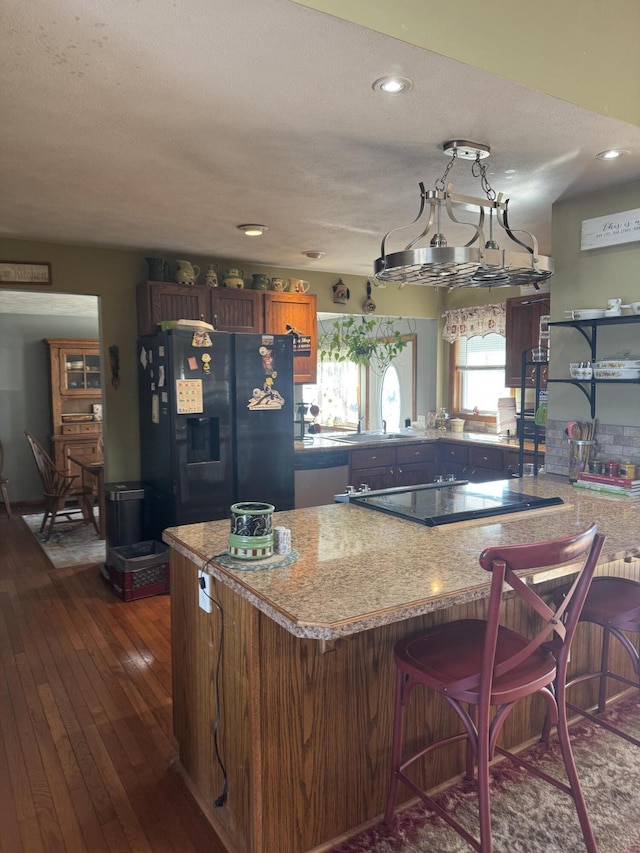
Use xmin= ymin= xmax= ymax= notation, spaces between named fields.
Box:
xmin=567 ymin=439 xmax=596 ymax=483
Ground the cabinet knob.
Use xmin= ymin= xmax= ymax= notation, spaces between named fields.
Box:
xmin=482 ymin=455 xmax=488 ymax=462
xmin=371 ymin=455 xmax=377 ymax=461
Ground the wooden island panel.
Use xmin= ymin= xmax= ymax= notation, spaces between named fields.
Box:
xmin=170 ymin=545 xmax=640 ymax=853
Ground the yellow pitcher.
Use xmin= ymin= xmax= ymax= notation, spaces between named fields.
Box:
xmin=175 ymin=260 xmax=200 ymax=286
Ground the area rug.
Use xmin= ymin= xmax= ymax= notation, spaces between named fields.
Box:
xmin=22 ymin=510 xmax=106 ymax=568
xmin=331 ymin=697 xmax=640 ymax=853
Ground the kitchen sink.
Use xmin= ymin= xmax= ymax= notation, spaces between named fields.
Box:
xmin=331 ymin=432 xmax=408 ymax=443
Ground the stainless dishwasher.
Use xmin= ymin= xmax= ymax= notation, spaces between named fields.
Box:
xmin=294 ymin=448 xmax=350 ymax=508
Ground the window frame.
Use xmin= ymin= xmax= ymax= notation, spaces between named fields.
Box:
xmin=449 ymin=334 xmax=510 ymax=423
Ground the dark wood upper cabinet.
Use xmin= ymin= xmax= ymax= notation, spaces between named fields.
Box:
xmin=137 ymin=281 xmax=317 ymax=383
xmin=505 ymin=294 xmax=551 ymax=387
xmin=210 ymin=288 xmax=263 ymax=333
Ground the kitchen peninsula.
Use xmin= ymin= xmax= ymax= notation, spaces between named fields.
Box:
xmin=164 ymin=476 xmax=640 ymax=853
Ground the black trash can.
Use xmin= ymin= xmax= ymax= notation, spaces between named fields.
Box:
xmin=104 ymin=481 xmax=147 ymax=553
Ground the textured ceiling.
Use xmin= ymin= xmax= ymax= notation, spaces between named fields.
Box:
xmin=0 ymin=291 xmax=98 ymax=316
xmin=2 ymin=0 xmax=639 ymax=279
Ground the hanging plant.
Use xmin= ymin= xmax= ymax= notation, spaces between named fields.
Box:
xmin=319 ymin=315 xmax=411 ymax=374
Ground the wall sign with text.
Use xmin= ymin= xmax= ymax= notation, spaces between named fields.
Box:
xmin=581 ymin=208 xmax=640 ymax=251
xmin=0 ymin=261 xmax=52 ymax=285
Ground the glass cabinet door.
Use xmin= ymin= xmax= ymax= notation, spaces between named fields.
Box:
xmin=61 ymin=349 xmax=102 ymax=395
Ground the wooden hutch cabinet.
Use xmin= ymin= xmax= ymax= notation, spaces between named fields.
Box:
xmin=44 ymin=338 xmax=103 ymax=489
xmin=136 ymin=281 xmax=317 ymax=383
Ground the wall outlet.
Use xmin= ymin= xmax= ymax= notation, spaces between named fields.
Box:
xmin=416 ymin=414 xmax=426 ymax=429
xmin=198 ymin=570 xmax=212 ymax=613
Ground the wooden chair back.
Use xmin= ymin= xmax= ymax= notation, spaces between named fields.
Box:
xmin=475 ymin=524 xmax=604 ymax=703
xmin=25 ymin=431 xmax=76 ymax=500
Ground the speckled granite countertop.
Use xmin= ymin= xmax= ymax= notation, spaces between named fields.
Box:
xmin=163 ymin=475 xmax=638 ymax=640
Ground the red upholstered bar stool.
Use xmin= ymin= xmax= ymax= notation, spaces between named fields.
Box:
xmin=551 ymin=576 xmax=640 ymax=746
xmin=384 ymin=524 xmax=604 ymax=853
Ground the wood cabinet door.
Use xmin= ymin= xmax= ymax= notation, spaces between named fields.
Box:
xmin=505 ymin=294 xmax=551 ymax=387
xmin=210 ymin=289 xmax=263 ymax=333
xmin=396 ymin=461 xmax=436 ymax=487
xmin=136 ymin=282 xmax=210 ymax=336
xmin=263 ymin=292 xmax=317 ymax=384
xmin=437 ymin=442 xmax=469 ymax=480
xmin=468 ymin=445 xmax=505 ymax=482
xmin=395 ymin=443 xmax=437 ymax=486
xmin=504 ymin=449 xmax=545 ymax=478
xmin=351 ymin=465 xmax=396 ymax=491
xmin=52 ymin=435 xmax=102 ymax=493
xmin=349 ymin=445 xmax=396 ymax=490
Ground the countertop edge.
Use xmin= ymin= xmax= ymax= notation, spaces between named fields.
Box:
xmin=163 ymin=478 xmax=640 ymax=640
xmin=164 ymin=530 xmax=499 ymax=639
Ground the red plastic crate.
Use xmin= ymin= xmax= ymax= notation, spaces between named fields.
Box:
xmin=108 ymin=561 xmax=170 ymax=601
xmin=107 ymin=540 xmax=170 ymax=601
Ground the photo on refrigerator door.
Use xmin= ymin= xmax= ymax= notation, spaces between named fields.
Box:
xmin=247 ymin=343 xmax=286 ymax=410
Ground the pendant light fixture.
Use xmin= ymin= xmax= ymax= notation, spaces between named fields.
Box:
xmin=374 ymin=140 xmax=554 ymax=289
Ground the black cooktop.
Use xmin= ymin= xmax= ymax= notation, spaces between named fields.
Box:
xmin=349 ymin=480 xmax=563 ymax=527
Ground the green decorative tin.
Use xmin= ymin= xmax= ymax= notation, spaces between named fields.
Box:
xmin=228 ymin=502 xmax=274 ymax=560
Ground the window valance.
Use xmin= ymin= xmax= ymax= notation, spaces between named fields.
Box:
xmin=442 ymin=303 xmax=506 ymax=343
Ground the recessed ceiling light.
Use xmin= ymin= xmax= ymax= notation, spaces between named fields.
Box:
xmin=302 ymin=251 xmax=326 ymax=260
xmin=595 ymin=149 xmax=627 ymax=160
xmin=237 ymin=224 xmax=267 ymax=236
xmin=372 ymin=76 xmax=413 ymax=95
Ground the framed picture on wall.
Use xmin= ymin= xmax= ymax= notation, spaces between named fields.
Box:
xmin=0 ymin=261 xmax=52 ymax=285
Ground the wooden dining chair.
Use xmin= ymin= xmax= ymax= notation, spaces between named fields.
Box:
xmin=0 ymin=438 xmax=11 ymax=519
xmin=552 ymin=576 xmax=640 ymax=747
xmin=25 ymin=431 xmax=98 ymax=540
xmin=384 ymin=524 xmax=605 ymax=853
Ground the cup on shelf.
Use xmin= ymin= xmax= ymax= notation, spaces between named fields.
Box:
xmin=531 ymin=346 xmax=548 ymax=362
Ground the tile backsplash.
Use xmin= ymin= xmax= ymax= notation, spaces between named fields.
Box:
xmin=545 ymin=418 xmax=640 ymax=476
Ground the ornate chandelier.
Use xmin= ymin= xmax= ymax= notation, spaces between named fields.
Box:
xmin=374 ymin=140 xmax=554 ymax=289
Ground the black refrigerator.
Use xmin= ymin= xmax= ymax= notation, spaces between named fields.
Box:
xmin=138 ymin=328 xmax=294 ymax=539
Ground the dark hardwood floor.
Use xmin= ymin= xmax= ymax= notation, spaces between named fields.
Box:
xmin=0 ymin=509 xmax=228 ymax=853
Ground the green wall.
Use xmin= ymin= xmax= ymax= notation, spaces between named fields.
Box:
xmin=294 ymin=0 xmax=640 ymax=127
xmin=0 ymin=238 xmax=440 ymax=484
xmin=548 ymin=179 xmax=640 ymax=426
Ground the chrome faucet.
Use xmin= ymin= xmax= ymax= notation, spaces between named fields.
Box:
xmin=382 ymin=419 xmax=387 ymax=434
xmin=357 ymin=415 xmax=366 ymax=434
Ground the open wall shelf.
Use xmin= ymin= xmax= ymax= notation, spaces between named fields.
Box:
xmin=548 ymin=315 xmax=640 ymax=418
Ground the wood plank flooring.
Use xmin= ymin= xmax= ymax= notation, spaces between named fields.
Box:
xmin=0 ymin=511 xmax=228 ymax=853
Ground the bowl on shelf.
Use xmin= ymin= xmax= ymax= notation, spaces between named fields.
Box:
xmin=569 ymin=365 xmax=593 ymax=379
xmin=569 ymin=308 xmax=606 ymax=320
xmin=593 ymin=359 xmax=640 ymax=369
xmin=593 ymin=367 xmax=640 ymax=380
